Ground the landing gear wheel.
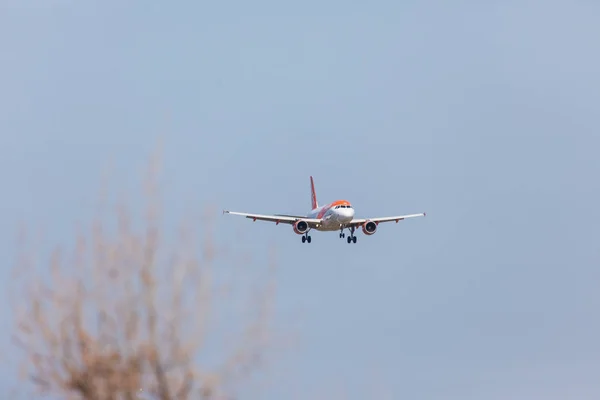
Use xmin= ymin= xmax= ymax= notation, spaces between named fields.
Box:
xmin=352 ymin=236 xmax=357 ymax=243
xmin=347 ymin=236 xmax=351 ymax=243
xmin=302 ymin=236 xmax=306 ymax=243
xmin=307 ymin=236 xmax=312 ymax=243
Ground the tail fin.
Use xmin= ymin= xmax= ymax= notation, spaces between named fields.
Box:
xmin=310 ymin=176 xmax=318 ymax=210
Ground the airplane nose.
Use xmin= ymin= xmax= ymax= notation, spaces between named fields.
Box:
xmin=339 ymin=208 xmax=354 ymax=221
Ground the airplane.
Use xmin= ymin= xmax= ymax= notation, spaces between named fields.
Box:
xmin=223 ymin=176 xmax=426 ymax=244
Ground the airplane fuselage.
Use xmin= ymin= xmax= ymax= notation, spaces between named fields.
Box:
xmin=306 ymin=200 xmax=355 ymax=231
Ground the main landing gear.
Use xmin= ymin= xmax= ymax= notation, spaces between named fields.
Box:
xmin=301 ymin=232 xmax=312 ymax=243
xmin=340 ymin=226 xmax=357 ymax=244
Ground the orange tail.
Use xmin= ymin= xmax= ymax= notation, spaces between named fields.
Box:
xmin=310 ymin=176 xmax=318 ymax=210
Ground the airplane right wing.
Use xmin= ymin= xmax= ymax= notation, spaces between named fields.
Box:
xmin=348 ymin=212 xmax=426 ymax=227
xmin=223 ymin=210 xmax=322 ymax=227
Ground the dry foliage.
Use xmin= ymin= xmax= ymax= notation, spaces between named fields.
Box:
xmin=9 ymin=152 xmax=278 ymax=399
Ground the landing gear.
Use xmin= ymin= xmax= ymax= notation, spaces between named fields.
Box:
xmin=344 ymin=226 xmax=357 ymax=244
xmin=339 ymin=227 xmax=345 ymax=239
xmin=302 ymin=232 xmax=312 ymax=243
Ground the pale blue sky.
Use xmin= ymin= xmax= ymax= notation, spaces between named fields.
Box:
xmin=1 ymin=1 xmax=599 ymax=398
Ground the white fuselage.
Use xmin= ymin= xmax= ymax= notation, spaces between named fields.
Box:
xmin=306 ymin=201 xmax=355 ymax=231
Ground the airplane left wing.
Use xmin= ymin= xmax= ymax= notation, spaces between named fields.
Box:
xmin=274 ymin=213 xmax=307 ymax=219
xmin=223 ymin=210 xmax=322 ymax=227
xmin=348 ymin=212 xmax=426 ymax=227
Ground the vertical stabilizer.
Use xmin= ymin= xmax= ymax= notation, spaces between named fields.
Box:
xmin=310 ymin=176 xmax=318 ymax=210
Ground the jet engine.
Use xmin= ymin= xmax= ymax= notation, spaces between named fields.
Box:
xmin=293 ymin=220 xmax=309 ymax=235
xmin=361 ymin=220 xmax=377 ymax=235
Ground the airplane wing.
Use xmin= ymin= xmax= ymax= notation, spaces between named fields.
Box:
xmin=348 ymin=212 xmax=426 ymax=227
xmin=274 ymin=213 xmax=307 ymax=219
xmin=223 ymin=210 xmax=322 ymax=226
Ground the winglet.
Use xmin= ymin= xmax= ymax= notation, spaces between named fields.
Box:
xmin=223 ymin=209 xmax=229 ymax=215
xmin=424 ymin=212 xmax=426 ymax=216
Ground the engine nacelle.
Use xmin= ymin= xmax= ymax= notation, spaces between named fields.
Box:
xmin=293 ymin=220 xmax=309 ymax=235
xmin=361 ymin=220 xmax=377 ymax=235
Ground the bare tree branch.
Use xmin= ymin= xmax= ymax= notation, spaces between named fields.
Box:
xmin=9 ymin=148 xmax=278 ymax=400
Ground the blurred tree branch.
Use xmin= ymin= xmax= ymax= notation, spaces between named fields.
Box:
xmin=9 ymin=150 xmax=278 ymax=399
